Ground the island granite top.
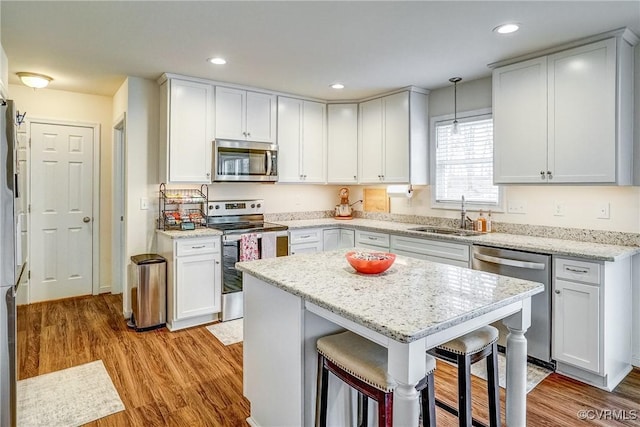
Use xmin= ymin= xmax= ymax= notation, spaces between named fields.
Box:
xmin=237 ymin=249 xmax=543 ymax=343
xmin=276 ymin=218 xmax=639 ymax=261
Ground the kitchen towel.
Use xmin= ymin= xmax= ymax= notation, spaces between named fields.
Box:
xmin=261 ymin=232 xmax=277 ymax=259
xmin=240 ymin=233 xmax=259 ymax=261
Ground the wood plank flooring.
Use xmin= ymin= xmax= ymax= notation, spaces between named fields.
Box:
xmin=18 ymin=294 xmax=640 ymax=426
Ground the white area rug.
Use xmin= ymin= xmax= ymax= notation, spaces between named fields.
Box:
xmin=17 ymin=360 xmax=124 ymax=427
xmin=206 ymin=319 xmax=243 ymax=345
xmin=462 ymin=353 xmax=552 ymax=394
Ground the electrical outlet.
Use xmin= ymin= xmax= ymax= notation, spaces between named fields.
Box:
xmin=553 ymin=201 xmax=565 ymax=217
xmin=507 ymin=200 xmax=527 ymax=214
xmin=597 ymin=202 xmax=610 ymax=219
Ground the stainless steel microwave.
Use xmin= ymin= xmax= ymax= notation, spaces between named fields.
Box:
xmin=213 ymin=140 xmax=278 ymax=182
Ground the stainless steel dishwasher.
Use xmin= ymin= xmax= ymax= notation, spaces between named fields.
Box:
xmin=472 ymin=245 xmax=552 ymax=366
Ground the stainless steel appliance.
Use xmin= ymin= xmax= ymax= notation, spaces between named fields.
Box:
xmin=0 ymin=100 xmax=19 ymax=427
xmin=207 ymin=200 xmax=288 ymax=321
xmin=472 ymin=245 xmax=553 ymax=367
xmin=213 ymin=140 xmax=278 ymax=182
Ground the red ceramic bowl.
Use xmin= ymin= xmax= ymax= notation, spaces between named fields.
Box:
xmin=345 ymin=251 xmax=396 ymax=274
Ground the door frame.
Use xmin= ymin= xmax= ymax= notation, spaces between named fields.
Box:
xmin=112 ymin=113 xmax=126 ymax=296
xmin=27 ymin=117 xmax=101 ymax=300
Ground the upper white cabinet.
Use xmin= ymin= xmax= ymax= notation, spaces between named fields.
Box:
xmin=493 ymin=31 xmax=637 ymax=185
xmin=159 ymin=77 xmax=214 ymax=183
xmin=358 ymin=89 xmax=428 ymax=185
xmin=327 ymin=104 xmax=358 ymax=184
xmin=277 ymin=96 xmax=327 ymax=183
xmin=215 ymin=86 xmax=277 ymax=143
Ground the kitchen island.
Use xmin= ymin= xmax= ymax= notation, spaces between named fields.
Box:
xmin=237 ymin=249 xmax=543 ymax=427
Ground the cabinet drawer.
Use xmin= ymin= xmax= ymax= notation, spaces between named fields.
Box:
xmin=289 ymin=228 xmax=322 ymax=245
xmin=175 ymin=238 xmax=219 ymax=257
xmin=390 ymin=235 xmax=469 ymax=263
xmin=555 ymin=258 xmax=601 ymax=285
xmin=355 ymin=230 xmax=390 ymax=249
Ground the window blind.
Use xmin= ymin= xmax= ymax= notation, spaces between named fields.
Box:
xmin=434 ymin=118 xmax=499 ymax=205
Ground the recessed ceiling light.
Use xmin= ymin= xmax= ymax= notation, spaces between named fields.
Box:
xmin=208 ymin=57 xmax=227 ymax=65
xmin=331 ymin=83 xmax=345 ymax=89
xmin=493 ymin=23 xmax=520 ymax=34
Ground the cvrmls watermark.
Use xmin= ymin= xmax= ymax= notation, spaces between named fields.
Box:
xmin=577 ymin=409 xmax=638 ymax=421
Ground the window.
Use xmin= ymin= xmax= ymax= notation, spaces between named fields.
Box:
xmin=431 ymin=110 xmax=502 ymax=210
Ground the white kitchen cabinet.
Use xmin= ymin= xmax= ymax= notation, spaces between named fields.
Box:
xmin=327 ymin=104 xmax=358 ymax=184
xmin=158 ymin=77 xmax=214 ymax=183
xmin=493 ymin=31 xmax=637 ymax=185
xmin=552 ymin=256 xmax=632 ymax=391
xmin=323 ymin=228 xmax=355 ymax=251
xmin=277 ymin=97 xmax=326 ymax=183
xmin=157 ymin=234 xmax=222 ymax=331
xmin=358 ymin=89 xmax=428 ymax=185
xmin=289 ymin=228 xmax=323 ymax=254
xmin=0 ymin=43 xmax=7 ymax=101
xmin=215 ymin=86 xmax=277 ymax=143
xmin=390 ymin=234 xmax=470 ymax=268
xmin=354 ymin=230 xmax=389 ymax=251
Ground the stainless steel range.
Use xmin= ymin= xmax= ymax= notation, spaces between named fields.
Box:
xmin=207 ymin=199 xmax=288 ymax=321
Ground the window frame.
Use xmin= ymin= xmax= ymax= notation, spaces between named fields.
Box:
xmin=429 ymin=108 xmax=504 ymax=212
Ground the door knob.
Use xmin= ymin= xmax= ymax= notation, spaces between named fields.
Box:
xmin=83 ymin=216 xmax=91 ymax=223
xmin=555 ymin=289 xmax=561 ymax=294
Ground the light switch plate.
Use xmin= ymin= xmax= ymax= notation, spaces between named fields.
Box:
xmin=140 ymin=197 xmax=149 ymax=210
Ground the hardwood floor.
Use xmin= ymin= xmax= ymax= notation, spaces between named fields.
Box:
xmin=18 ymin=294 xmax=640 ymax=426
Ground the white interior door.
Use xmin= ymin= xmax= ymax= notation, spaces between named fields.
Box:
xmin=30 ymin=122 xmax=94 ymax=302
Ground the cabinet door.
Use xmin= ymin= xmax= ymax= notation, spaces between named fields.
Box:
xmin=339 ymin=229 xmax=355 ymax=249
xmin=327 ymin=104 xmax=358 ymax=183
xmin=553 ymin=278 xmax=600 ymax=372
xmin=323 ymin=229 xmax=339 ymax=251
xmin=175 ymin=253 xmax=219 ymax=319
xmin=382 ymin=92 xmax=409 ymax=183
xmin=301 ymin=100 xmax=326 ymax=183
xmin=277 ymin=96 xmax=303 ymax=182
xmin=169 ymin=80 xmax=214 ymax=183
xmin=493 ymin=57 xmax=548 ymax=183
xmin=548 ymin=39 xmax=616 ymax=183
xmin=359 ymin=98 xmax=384 ymax=183
xmin=246 ymin=91 xmax=277 ymax=143
xmin=215 ymin=86 xmax=247 ymax=140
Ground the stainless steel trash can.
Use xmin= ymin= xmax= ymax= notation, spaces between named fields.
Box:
xmin=129 ymin=254 xmax=166 ymax=331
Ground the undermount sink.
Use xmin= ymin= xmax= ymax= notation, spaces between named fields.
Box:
xmin=407 ymin=226 xmax=482 ymax=237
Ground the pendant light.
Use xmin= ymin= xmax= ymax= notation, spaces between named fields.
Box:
xmin=449 ymin=77 xmax=462 ymax=134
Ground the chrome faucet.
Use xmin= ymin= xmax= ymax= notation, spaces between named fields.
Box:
xmin=460 ymin=195 xmax=466 ymax=229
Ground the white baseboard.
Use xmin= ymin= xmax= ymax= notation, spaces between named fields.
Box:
xmin=632 ymin=356 xmax=640 ymax=368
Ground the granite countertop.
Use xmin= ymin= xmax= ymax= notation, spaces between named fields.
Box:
xmin=237 ymin=249 xmax=543 ymax=343
xmin=275 ymin=218 xmax=640 ymax=261
xmin=156 ymin=228 xmax=223 ymax=239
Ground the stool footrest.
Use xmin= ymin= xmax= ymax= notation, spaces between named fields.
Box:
xmin=435 ymin=399 xmax=488 ymax=427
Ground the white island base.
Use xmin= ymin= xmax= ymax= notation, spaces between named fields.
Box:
xmin=243 ymin=274 xmax=533 ymax=427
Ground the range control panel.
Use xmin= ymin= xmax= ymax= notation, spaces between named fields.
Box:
xmin=207 ymin=199 xmax=265 ymax=216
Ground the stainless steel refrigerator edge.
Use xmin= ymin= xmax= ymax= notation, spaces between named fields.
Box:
xmin=0 ymin=100 xmax=17 ymax=427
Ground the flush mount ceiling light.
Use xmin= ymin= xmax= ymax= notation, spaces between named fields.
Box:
xmin=208 ymin=57 xmax=227 ymax=65
xmin=16 ymin=72 xmax=53 ymax=89
xmin=330 ymin=83 xmax=345 ymax=89
xmin=449 ymin=77 xmax=462 ymax=134
xmin=493 ymin=23 xmax=520 ymax=34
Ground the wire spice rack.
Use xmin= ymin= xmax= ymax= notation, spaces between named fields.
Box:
xmin=158 ymin=183 xmax=208 ymax=230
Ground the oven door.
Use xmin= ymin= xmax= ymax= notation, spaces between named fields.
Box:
xmin=214 ymin=140 xmax=278 ymax=182
xmin=222 ymin=234 xmax=263 ymax=295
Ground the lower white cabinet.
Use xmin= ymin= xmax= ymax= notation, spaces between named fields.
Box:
xmin=390 ymin=234 xmax=470 ymax=267
xmin=552 ymin=256 xmax=632 ymax=391
xmin=323 ymin=228 xmax=355 ymax=251
xmin=354 ymin=230 xmax=389 ymax=251
xmin=157 ymin=234 xmax=222 ymax=331
xmin=289 ymin=228 xmax=324 ymax=254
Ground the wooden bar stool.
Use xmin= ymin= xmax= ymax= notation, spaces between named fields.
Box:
xmin=316 ymin=330 xmax=437 ymax=427
xmin=428 ymin=326 xmax=501 ymax=427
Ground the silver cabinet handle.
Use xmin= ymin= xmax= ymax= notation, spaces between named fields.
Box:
xmin=83 ymin=217 xmax=91 ymax=223
xmin=540 ymin=171 xmax=545 ymax=179
xmin=566 ymin=267 xmax=589 ymax=274
xmin=368 ymin=236 xmax=378 ymax=240
xmin=191 ymin=245 xmax=206 ymax=249
xmin=547 ymin=171 xmax=552 ymax=179
xmin=473 ymin=253 xmax=545 ymax=270
xmin=299 ymin=235 xmax=311 ymax=239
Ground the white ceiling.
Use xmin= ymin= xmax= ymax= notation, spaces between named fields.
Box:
xmin=2 ymin=1 xmax=639 ymax=100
